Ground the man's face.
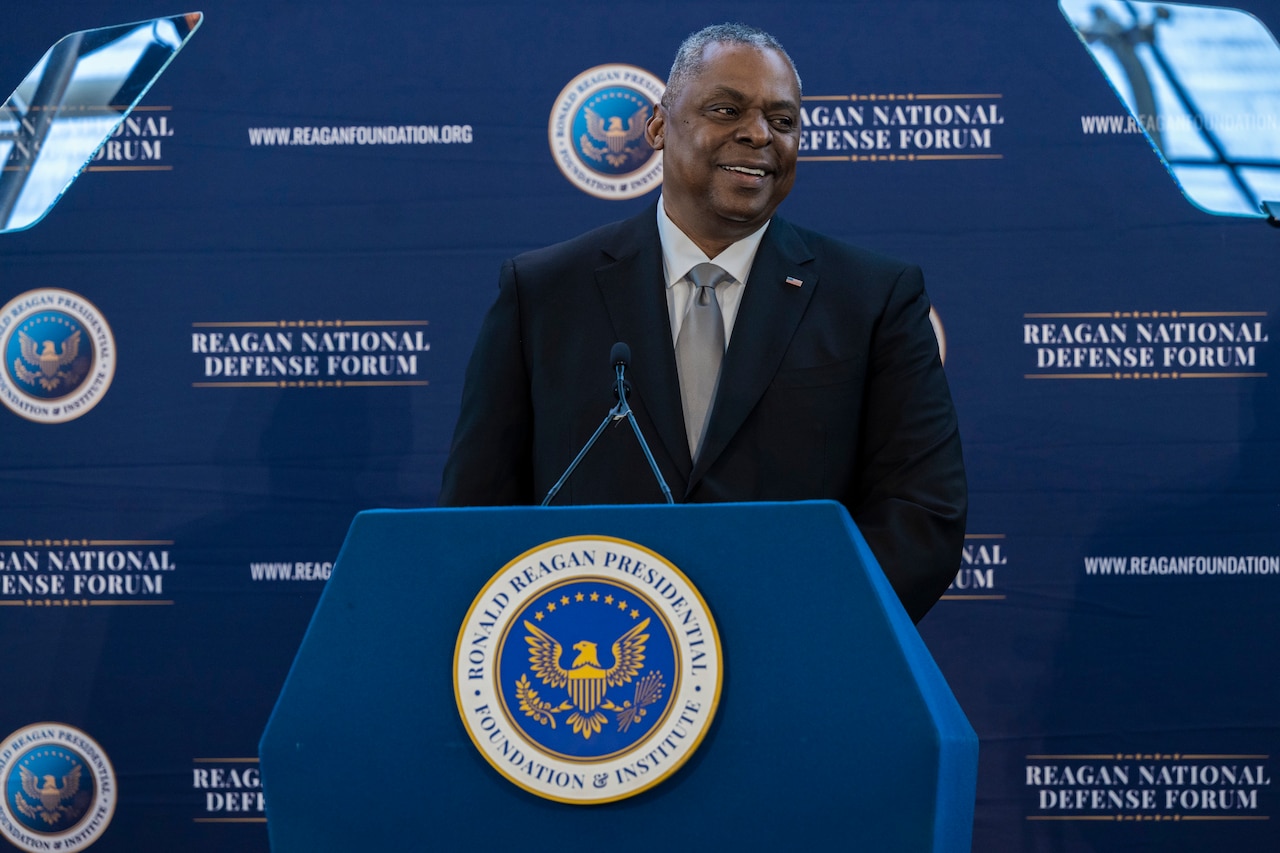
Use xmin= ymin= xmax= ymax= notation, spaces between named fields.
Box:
xmin=646 ymin=42 xmax=800 ymax=254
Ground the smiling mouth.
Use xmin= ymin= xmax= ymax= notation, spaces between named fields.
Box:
xmin=720 ymin=165 xmax=767 ymax=177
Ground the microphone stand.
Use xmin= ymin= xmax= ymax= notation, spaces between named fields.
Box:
xmin=541 ymin=348 xmax=674 ymax=506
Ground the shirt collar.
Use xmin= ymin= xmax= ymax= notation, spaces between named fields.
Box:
xmin=656 ymin=195 xmax=770 ymax=289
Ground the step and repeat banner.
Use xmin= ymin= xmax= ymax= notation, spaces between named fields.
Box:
xmin=1 ymin=1 xmax=1276 ymax=850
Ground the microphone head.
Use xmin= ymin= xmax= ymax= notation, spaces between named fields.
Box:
xmin=610 ymin=341 xmax=631 ymax=368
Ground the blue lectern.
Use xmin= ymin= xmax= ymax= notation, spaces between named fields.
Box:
xmin=260 ymin=501 xmax=977 ymax=850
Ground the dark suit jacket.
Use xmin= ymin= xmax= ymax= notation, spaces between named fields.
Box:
xmin=439 ymin=205 xmax=966 ymax=621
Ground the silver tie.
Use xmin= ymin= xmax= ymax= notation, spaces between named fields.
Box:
xmin=675 ymin=262 xmax=730 ymax=457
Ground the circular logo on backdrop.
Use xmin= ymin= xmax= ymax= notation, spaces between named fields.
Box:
xmin=455 ymin=536 xmax=721 ymax=804
xmin=0 ymin=723 xmax=116 ymax=851
xmin=0 ymin=289 xmax=115 ymax=423
xmin=548 ymin=65 xmax=665 ymax=200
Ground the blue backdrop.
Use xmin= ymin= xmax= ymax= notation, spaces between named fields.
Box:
xmin=0 ymin=1 xmax=1276 ymax=850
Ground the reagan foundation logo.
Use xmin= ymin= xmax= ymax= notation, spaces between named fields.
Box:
xmin=548 ymin=65 xmax=665 ymax=200
xmin=0 ymin=289 xmax=115 ymax=423
xmin=455 ymin=536 xmax=721 ymax=803
xmin=0 ymin=723 xmax=116 ymax=851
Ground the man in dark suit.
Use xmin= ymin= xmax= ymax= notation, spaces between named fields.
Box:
xmin=440 ymin=24 xmax=965 ymax=622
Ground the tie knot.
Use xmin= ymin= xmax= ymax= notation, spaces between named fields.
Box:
xmin=688 ymin=262 xmax=731 ymax=293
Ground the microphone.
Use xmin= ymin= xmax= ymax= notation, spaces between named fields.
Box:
xmin=541 ymin=342 xmax=674 ymax=506
xmin=610 ymin=341 xmax=631 ymax=401
xmin=610 ymin=341 xmax=630 ymax=368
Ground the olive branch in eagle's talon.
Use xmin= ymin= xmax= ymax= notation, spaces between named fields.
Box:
xmin=613 ymin=671 xmax=665 ymax=733
xmin=516 ymin=673 xmax=572 ymax=728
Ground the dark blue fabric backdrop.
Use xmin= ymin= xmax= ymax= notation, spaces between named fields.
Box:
xmin=0 ymin=2 xmax=1276 ymax=850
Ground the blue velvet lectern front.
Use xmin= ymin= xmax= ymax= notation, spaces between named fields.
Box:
xmin=260 ymin=501 xmax=977 ymax=851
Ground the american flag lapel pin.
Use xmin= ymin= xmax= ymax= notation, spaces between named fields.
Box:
xmin=785 ymin=276 xmax=803 ymax=287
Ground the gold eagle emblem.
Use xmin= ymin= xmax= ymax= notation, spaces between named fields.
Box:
xmin=518 ymin=617 xmax=661 ymax=738
xmin=15 ymin=763 xmax=87 ymax=826
xmin=14 ymin=330 xmax=82 ymax=391
xmin=580 ymin=103 xmax=650 ymax=169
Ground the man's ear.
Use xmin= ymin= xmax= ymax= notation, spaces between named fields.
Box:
xmin=645 ymin=104 xmax=666 ymax=150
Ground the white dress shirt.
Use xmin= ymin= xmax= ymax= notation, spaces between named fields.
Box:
xmin=656 ymin=195 xmax=771 ymax=345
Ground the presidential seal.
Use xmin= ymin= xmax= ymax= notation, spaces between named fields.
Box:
xmin=0 ymin=723 xmax=117 ymax=851
xmin=548 ymin=65 xmax=665 ymax=200
xmin=455 ymin=536 xmax=721 ymax=804
xmin=0 ymin=289 xmax=116 ymax=423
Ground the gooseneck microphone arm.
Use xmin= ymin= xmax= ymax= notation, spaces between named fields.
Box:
xmin=541 ymin=342 xmax=674 ymax=506
xmin=611 ymin=343 xmax=675 ymax=505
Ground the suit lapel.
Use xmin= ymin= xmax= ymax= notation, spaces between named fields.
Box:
xmin=690 ymin=217 xmax=817 ymax=488
xmin=595 ymin=209 xmax=693 ymax=485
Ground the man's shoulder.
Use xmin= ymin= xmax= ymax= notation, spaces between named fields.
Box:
xmin=509 ymin=208 xmax=654 ymax=276
xmin=780 ymin=217 xmax=918 ymax=281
